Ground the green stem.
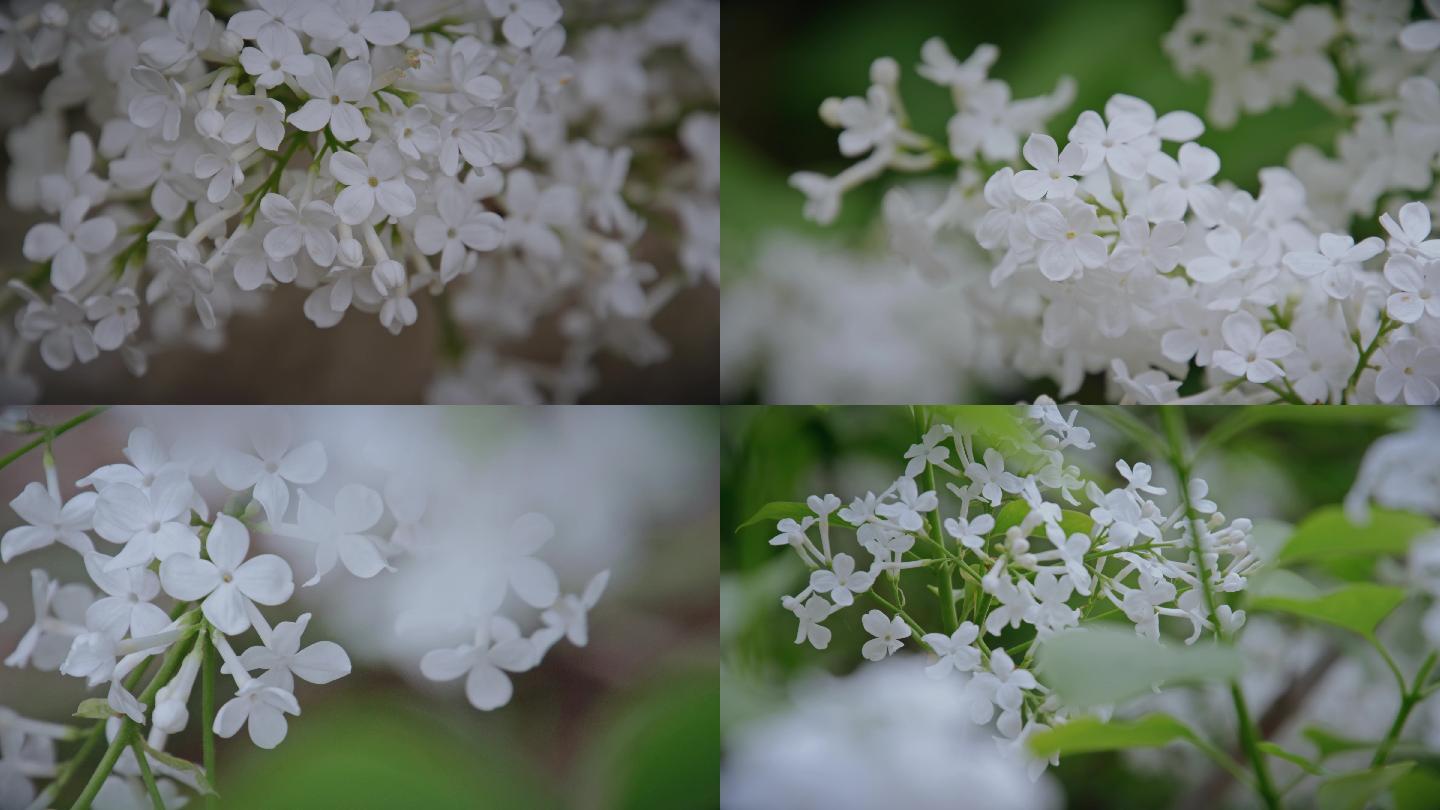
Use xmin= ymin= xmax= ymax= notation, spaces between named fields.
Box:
xmin=203 ymin=632 xmax=218 ymax=809
xmin=240 ymin=134 xmax=308 ymax=225
xmin=129 ymin=736 xmax=167 ymax=810
xmin=71 ymin=621 xmax=197 ymax=810
xmin=915 ymin=411 xmax=958 ymax=634
xmin=1372 ymin=652 xmax=1437 ymax=767
xmin=0 ymin=407 xmax=109 ymax=471
xmin=1162 ymin=407 xmax=1281 ymax=810
xmin=1344 ymin=315 xmax=1399 ymax=402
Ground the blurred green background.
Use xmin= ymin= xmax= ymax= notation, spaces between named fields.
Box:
xmin=720 ymin=405 xmax=1417 ymax=810
xmin=0 ymin=406 xmax=720 ymax=810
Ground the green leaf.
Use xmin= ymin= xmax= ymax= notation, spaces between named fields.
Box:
xmin=922 ymin=406 xmax=1031 ymax=449
xmin=991 ymin=501 xmax=1094 ymax=539
xmin=1393 ymin=767 xmax=1440 ymax=810
xmin=1036 ymin=626 xmax=1243 ymax=708
xmin=735 ymin=501 xmax=848 ymax=534
xmin=73 ymin=698 xmax=119 ymax=720
xmin=1258 ymin=741 xmax=1325 ymax=775
xmin=1317 ymin=763 xmax=1414 ymax=810
xmin=1277 ymin=507 xmax=1434 ymax=567
xmin=1028 ymin=714 xmax=1197 ymax=757
xmin=1304 ymin=726 xmax=1378 ymax=761
xmin=736 ymin=501 xmax=808 ymax=533
xmin=1250 ymin=583 xmax=1407 ymax=638
xmin=141 ymin=739 xmax=218 ymax=797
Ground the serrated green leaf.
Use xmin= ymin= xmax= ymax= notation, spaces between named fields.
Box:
xmin=1317 ymin=763 xmax=1413 ymax=810
xmin=141 ymin=738 xmax=218 ymax=797
xmin=1036 ymin=626 xmax=1243 ymax=708
xmin=1250 ymin=583 xmax=1407 ymax=637
xmin=1277 ymin=507 xmax=1434 ymax=567
xmin=1028 ymin=714 xmax=1197 ymax=757
xmin=1258 ymin=741 xmax=1325 ymax=775
xmin=73 ymin=698 xmax=119 ymax=720
xmin=1303 ymin=726 xmax=1378 ymax=761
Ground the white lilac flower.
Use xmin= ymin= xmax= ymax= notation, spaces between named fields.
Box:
xmin=921 ymin=622 xmax=982 ymax=678
xmin=282 ymin=485 xmax=393 ymax=586
xmin=4 ymin=1 xmax=710 ymax=404
xmin=329 ymin=144 xmax=415 ymax=225
xmin=21 ymin=198 xmax=116 ymax=292
xmin=860 ymin=610 xmax=912 ymax=661
xmin=235 ymin=613 xmax=351 ymax=692
xmin=1 ymin=483 xmax=96 ymax=563
xmin=158 ymin=515 xmax=294 ymax=635
xmin=93 ymin=475 xmax=200 ymax=571
xmin=216 ymin=415 xmax=327 ymax=525
xmin=287 ymin=57 xmax=372 ymax=142
xmin=420 ymin=616 xmax=536 ymax=711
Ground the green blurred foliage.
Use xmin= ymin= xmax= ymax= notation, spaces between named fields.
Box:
xmin=722 ymin=0 xmax=1342 ymax=269
xmin=579 ymin=669 xmax=720 ymax=810
xmin=218 ymin=690 xmax=559 ymax=810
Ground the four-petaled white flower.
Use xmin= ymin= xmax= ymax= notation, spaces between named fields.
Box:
xmin=22 ymin=199 xmax=116 ymax=292
xmin=216 ymin=417 xmax=327 ymax=525
xmin=1211 ymin=311 xmax=1295 ymax=384
xmin=808 ymin=552 xmax=874 ymax=607
xmin=330 ymin=143 xmax=416 ymax=225
xmin=303 ymin=0 xmax=410 ymax=59
xmin=1 ymin=483 xmax=96 ymax=563
xmin=921 ymin=622 xmax=981 ymax=678
xmin=239 ymin=25 xmax=313 ymax=89
xmin=860 ymin=610 xmax=912 ymax=661
xmin=237 ymin=613 xmax=351 ymax=692
xmin=214 ymin=679 xmax=301 ymax=750
xmin=1012 ymin=133 xmax=1087 ymax=200
xmin=94 ymin=476 xmax=200 ymax=571
xmin=967 ymin=650 xmax=1039 ymax=738
xmin=160 ymin=514 xmax=294 ymax=635
xmin=1284 ymin=233 xmax=1386 ymax=300
xmin=421 ymin=617 xmax=536 ymax=711
xmin=273 ymin=487 xmax=387 ymax=588
xmin=288 ymin=56 xmax=372 ymax=142
xmin=414 ymin=183 xmax=505 ymax=280
xmin=259 ymin=194 xmax=340 ymax=268
xmin=788 ymin=595 xmax=833 ymax=650
xmin=538 ymin=570 xmax=610 ymax=647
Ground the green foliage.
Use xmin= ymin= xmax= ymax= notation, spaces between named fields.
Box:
xmin=1276 ymin=507 xmax=1435 ymax=567
xmin=140 ymin=739 xmax=217 ymax=796
xmin=72 ymin=699 xmax=119 ymax=720
xmin=735 ymin=501 xmax=845 ymax=533
xmin=1257 ymin=741 xmax=1324 ymax=776
xmin=1304 ymin=726 xmax=1378 ymax=761
xmin=1028 ymin=714 xmax=1198 ymax=757
xmin=1250 ymin=583 xmax=1408 ymax=638
xmin=992 ymin=500 xmax=1094 ymax=539
xmin=1036 ymin=626 xmax=1242 ymax=708
xmin=579 ymin=671 xmax=720 ymax=810
xmin=218 ymin=693 xmax=558 ymax=810
xmin=1316 ymin=763 xmax=1414 ymax=810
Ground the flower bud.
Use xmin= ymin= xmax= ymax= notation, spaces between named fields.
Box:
xmin=152 ymin=700 xmax=189 ymax=734
xmin=40 ymin=3 xmax=69 ymax=28
xmin=195 ymin=109 xmax=224 ymax=139
xmin=870 ymin=57 xmax=899 ymax=86
xmin=373 ymin=260 xmax=407 ymax=295
xmin=88 ymin=10 xmax=119 ymax=39
xmin=819 ymin=98 xmax=843 ymax=127
xmin=215 ymin=31 xmax=244 ymax=61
